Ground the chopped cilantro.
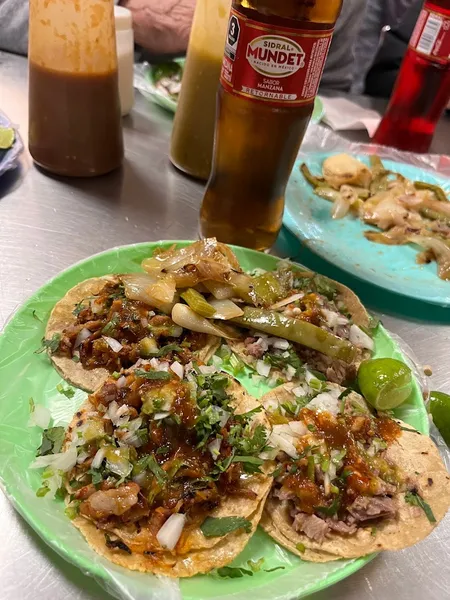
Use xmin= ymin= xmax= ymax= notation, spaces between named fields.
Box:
xmin=296 ymin=542 xmax=306 ymax=553
xmin=265 ymin=566 xmax=285 ymax=573
xmin=315 ymin=494 xmax=341 ymax=517
xmin=150 ymin=343 xmax=182 ymax=357
xmin=35 ymin=333 xmax=61 ymax=354
xmin=147 ymin=454 xmax=168 ymax=486
xmin=37 ymin=426 xmax=65 ymax=456
xmin=102 ymin=313 xmax=120 ymax=336
xmin=29 ymin=398 xmax=35 ymax=413
xmin=88 ymin=468 xmax=104 ymax=485
xmin=405 ymin=491 xmax=436 ymax=523
xmin=56 ymin=383 xmax=75 ymax=398
xmin=247 ymin=558 xmax=265 ymax=572
xmin=200 ymin=516 xmax=252 ymax=538
xmin=54 ymin=487 xmax=66 ymax=501
xmin=232 ymin=455 xmax=264 ymax=474
xmin=271 ymin=465 xmax=283 ymax=478
xmin=72 ymin=354 xmax=80 ymax=363
xmin=32 ymin=309 xmax=42 ymax=322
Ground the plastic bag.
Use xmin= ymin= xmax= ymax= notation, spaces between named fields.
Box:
xmin=300 ymin=123 xmax=450 ymax=176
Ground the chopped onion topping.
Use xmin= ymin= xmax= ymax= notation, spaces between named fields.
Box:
xmin=256 ymin=360 xmax=271 ymax=378
xmin=132 ymin=472 xmax=148 ymax=486
xmin=170 ymin=361 xmax=184 ymax=379
xmin=103 ymin=336 xmax=123 ymax=353
xmin=157 ymin=513 xmax=186 ymax=550
xmin=154 ymin=412 xmax=171 ymax=421
xmin=307 ymin=392 xmax=340 ymax=416
xmin=117 ymin=375 xmax=127 ymax=388
xmin=349 ymin=324 xmax=374 ymax=351
xmin=150 ymin=358 xmax=160 ymax=369
xmin=269 ymin=432 xmax=298 ymax=459
xmin=292 ymin=386 xmax=306 ymax=398
xmin=208 ymin=438 xmax=222 ymax=459
xmin=270 ymin=293 xmax=304 ymax=310
xmin=28 ymin=404 xmax=51 ymax=429
xmin=288 ymin=421 xmax=308 ymax=436
xmin=285 ymin=365 xmax=296 ymax=381
xmin=30 ymin=447 xmax=77 ymax=472
xmin=321 ymin=309 xmax=339 ymax=329
xmin=91 ymin=447 xmax=106 ymax=470
xmin=271 ymin=338 xmax=290 ymax=350
xmin=74 ymin=327 xmax=91 ymax=349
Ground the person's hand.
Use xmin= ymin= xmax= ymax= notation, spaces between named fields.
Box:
xmin=121 ymin=0 xmax=196 ymax=55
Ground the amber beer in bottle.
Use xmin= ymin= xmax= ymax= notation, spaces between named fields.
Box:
xmin=200 ymin=0 xmax=343 ymax=250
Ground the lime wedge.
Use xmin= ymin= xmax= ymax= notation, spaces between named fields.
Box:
xmin=357 ymin=358 xmax=413 ymax=411
xmin=0 ymin=126 xmax=15 ymax=150
xmin=429 ymin=391 xmax=450 ymax=445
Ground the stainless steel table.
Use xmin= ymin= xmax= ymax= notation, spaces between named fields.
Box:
xmin=1 ymin=50 xmax=449 ymax=600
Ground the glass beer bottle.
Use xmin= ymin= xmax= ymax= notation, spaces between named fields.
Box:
xmin=200 ymin=0 xmax=343 ymax=250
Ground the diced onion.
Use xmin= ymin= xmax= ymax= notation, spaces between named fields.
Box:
xmin=154 ymin=412 xmax=171 ymax=420
xmin=74 ymin=327 xmax=91 ymax=349
xmin=271 ymin=338 xmax=290 ymax=350
xmin=321 ymin=309 xmax=339 ymax=329
xmin=307 ymin=392 xmax=340 ymax=416
xmin=170 ymin=361 xmax=184 ymax=379
xmin=288 ymin=421 xmax=308 ymax=436
xmin=91 ymin=447 xmax=106 ymax=470
xmin=132 ymin=472 xmax=148 ymax=486
xmin=256 ymin=360 xmax=271 ymax=378
xmin=28 ymin=404 xmax=51 ymax=429
xmin=30 ymin=447 xmax=78 ymax=472
xmin=270 ymin=432 xmax=298 ymax=459
xmin=157 ymin=513 xmax=186 ymax=550
xmin=106 ymin=457 xmax=132 ymax=478
xmin=208 ymin=298 xmax=244 ymax=320
xmin=150 ymin=358 xmax=160 ymax=369
xmin=270 ymin=293 xmax=304 ymax=310
xmin=285 ymin=365 xmax=296 ymax=381
xmin=103 ymin=336 xmax=123 ymax=353
xmin=208 ymin=438 xmax=222 ymax=459
xmin=117 ymin=376 xmax=127 ymax=388
xmin=349 ymin=324 xmax=374 ymax=351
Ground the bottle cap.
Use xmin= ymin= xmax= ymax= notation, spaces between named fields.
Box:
xmin=114 ymin=6 xmax=132 ymax=31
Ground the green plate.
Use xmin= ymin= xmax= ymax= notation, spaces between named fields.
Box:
xmin=144 ymin=61 xmax=324 ymax=124
xmin=0 ymin=242 xmax=428 ymax=600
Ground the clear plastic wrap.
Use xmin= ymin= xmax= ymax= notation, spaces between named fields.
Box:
xmin=0 ymin=241 xmax=445 ymax=600
xmin=300 ymin=124 xmax=450 ymax=176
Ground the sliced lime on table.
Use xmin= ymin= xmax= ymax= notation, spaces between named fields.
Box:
xmin=429 ymin=391 xmax=450 ymax=445
xmin=358 ymin=358 xmax=413 ymax=410
xmin=0 ymin=126 xmax=15 ymax=150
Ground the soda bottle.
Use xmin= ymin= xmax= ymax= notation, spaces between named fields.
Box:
xmin=373 ymin=0 xmax=450 ymax=153
xmin=200 ymin=0 xmax=343 ymax=251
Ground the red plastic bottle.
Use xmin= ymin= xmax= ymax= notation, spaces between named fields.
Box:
xmin=373 ymin=0 xmax=450 ymax=153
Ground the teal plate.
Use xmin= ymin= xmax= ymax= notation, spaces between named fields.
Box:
xmin=284 ymin=153 xmax=450 ymax=306
xmin=0 ymin=242 xmax=427 ymax=600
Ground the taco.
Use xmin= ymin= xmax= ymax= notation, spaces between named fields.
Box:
xmin=45 ymin=275 xmax=220 ymax=392
xmin=59 ymin=363 xmax=272 ymax=576
xmin=259 ymin=382 xmax=450 ymax=561
xmin=227 ymin=265 xmax=373 ymax=387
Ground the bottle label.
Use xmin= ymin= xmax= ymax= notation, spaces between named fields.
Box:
xmin=409 ymin=5 xmax=450 ymax=63
xmin=220 ymin=8 xmax=334 ymax=107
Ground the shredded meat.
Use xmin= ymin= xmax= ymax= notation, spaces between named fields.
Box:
xmin=80 ymin=482 xmax=140 ymax=520
xmin=347 ymin=496 xmax=397 ymax=522
xmin=326 ymin=518 xmax=358 ymax=535
xmin=296 ymin=346 xmax=359 ymax=385
xmin=292 ymin=513 xmax=330 ymax=543
xmin=244 ymin=337 xmax=265 ymax=359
